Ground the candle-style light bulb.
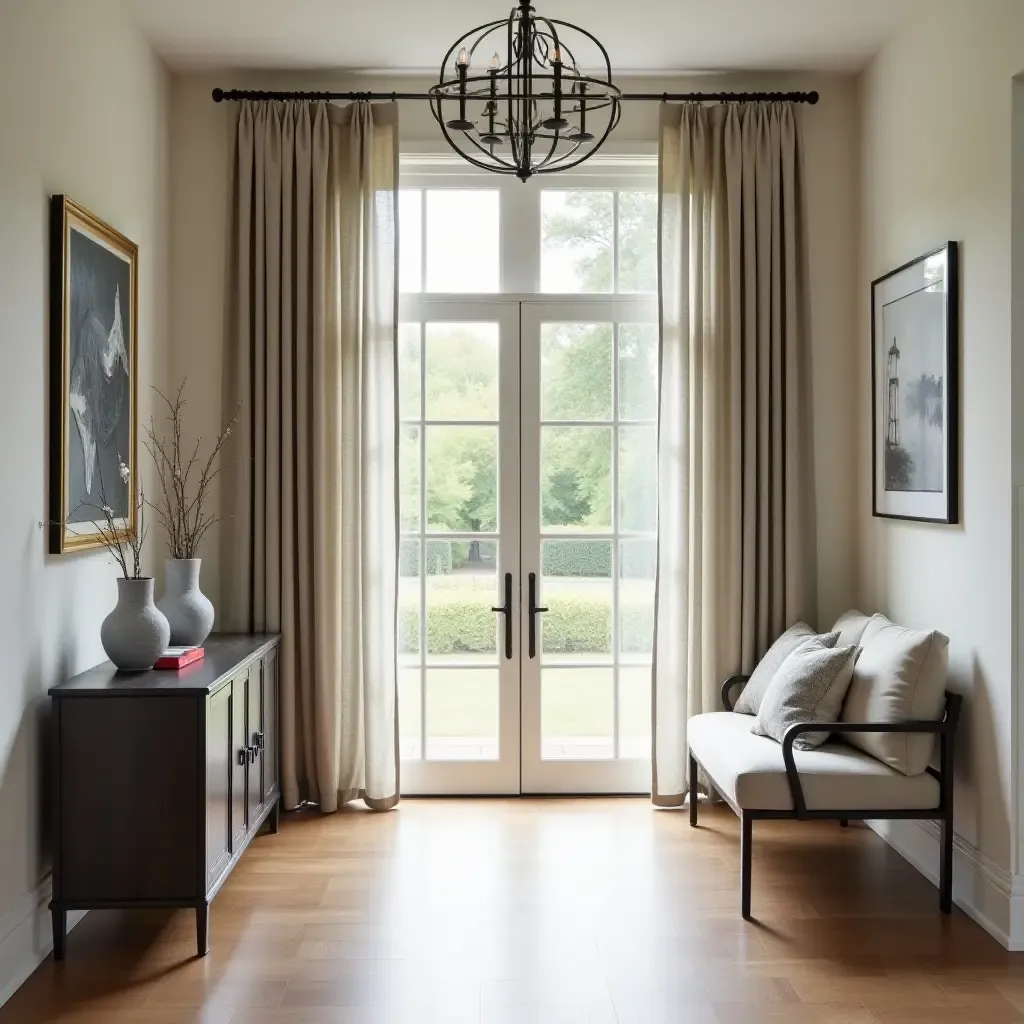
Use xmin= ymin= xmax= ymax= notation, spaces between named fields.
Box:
xmin=446 ymin=45 xmax=475 ymax=131
xmin=489 ymin=52 xmax=501 ymax=70
xmin=541 ymin=43 xmax=569 ymax=131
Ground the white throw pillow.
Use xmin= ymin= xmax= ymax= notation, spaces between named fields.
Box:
xmin=832 ymin=609 xmax=873 ymax=648
xmin=751 ymin=638 xmax=860 ymax=749
xmin=733 ymin=622 xmax=840 ymax=715
xmin=840 ymin=614 xmax=949 ymax=776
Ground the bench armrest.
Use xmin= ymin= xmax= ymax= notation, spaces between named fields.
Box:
xmin=721 ymin=675 xmax=750 ymax=712
xmin=779 ymin=691 xmax=963 ymax=817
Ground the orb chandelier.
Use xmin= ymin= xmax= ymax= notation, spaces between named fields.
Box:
xmin=429 ymin=0 xmax=621 ymax=181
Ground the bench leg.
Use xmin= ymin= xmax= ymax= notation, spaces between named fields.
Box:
xmin=688 ymin=752 xmax=699 ymax=827
xmin=940 ymin=816 xmax=953 ymax=914
xmin=839 ymin=819 xmax=849 ymax=828
xmin=741 ymin=812 xmax=753 ymax=919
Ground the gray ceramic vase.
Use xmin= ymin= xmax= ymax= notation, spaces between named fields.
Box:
xmin=101 ymin=577 xmax=171 ymax=672
xmin=158 ymin=558 xmax=215 ymax=646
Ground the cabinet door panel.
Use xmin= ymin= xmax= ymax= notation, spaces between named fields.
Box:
xmin=206 ymin=686 xmax=232 ymax=889
xmin=247 ymin=664 xmax=263 ymax=829
xmin=230 ymin=677 xmax=247 ymax=852
xmin=263 ymin=649 xmax=279 ymax=803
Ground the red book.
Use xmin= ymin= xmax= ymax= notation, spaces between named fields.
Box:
xmin=155 ymin=647 xmax=205 ymax=670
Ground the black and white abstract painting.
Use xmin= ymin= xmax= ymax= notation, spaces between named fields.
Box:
xmin=50 ymin=196 xmax=138 ymax=554
xmin=871 ymin=243 xmax=958 ymax=524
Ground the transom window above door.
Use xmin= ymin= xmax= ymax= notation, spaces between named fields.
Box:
xmin=398 ymin=154 xmax=658 ymax=295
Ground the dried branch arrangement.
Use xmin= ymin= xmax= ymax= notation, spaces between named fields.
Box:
xmin=143 ymin=382 xmax=240 ymax=560
xmin=68 ymin=460 xmax=149 ymax=579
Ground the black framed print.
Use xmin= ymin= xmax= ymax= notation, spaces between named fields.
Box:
xmin=49 ymin=195 xmax=139 ymax=554
xmin=871 ymin=242 xmax=959 ymax=524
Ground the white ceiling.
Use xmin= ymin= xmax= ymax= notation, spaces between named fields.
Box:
xmin=129 ymin=0 xmax=917 ymax=75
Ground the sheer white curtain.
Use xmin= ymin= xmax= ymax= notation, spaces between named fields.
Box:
xmin=223 ymin=100 xmax=400 ymax=811
xmin=652 ymin=102 xmax=816 ymax=805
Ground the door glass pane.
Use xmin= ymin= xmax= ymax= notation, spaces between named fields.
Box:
xmin=399 ymin=190 xmax=422 ymax=293
xmin=426 ymin=668 xmax=499 ymax=760
xmin=425 ymin=323 xmax=499 ymax=421
xmin=620 ymin=539 xmax=656 ymax=658
xmin=425 ymin=540 xmax=498 ymax=663
xmin=541 ymin=426 xmax=612 ymax=531
xmin=425 ymin=426 xmax=498 ymax=533
xmin=542 ymin=668 xmax=614 ymax=759
xmin=619 ymin=426 xmax=657 ymax=532
xmin=618 ymin=323 xmax=658 ymax=421
xmin=541 ymin=540 xmax=612 ymax=662
xmin=399 ymin=668 xmax=422 ymax=760
xmin=399 ymin=322 xmax=421 ymax=420
xmin=398 ymin=539 xmax=421 ymax=661
xmin=541 ymin=323 xmax=612 ymax=421
xmin=400 ymin=426 xmax=420 ymax=531
xmin=541 ymin=190 xmax=613 ymax=293
xmin=426 ymin=190 xmax=500 ymax=293
xmin=619 ymin=666 xmax=652 ymax=758
xmin=617 ymin=191 xmax=658 ymax=293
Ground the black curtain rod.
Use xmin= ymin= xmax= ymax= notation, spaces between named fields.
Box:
xmin=211 ymin=87 xmax=819 ymax=105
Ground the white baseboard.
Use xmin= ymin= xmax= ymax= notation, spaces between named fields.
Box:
xmin=869 ymin=819 xmax=1024 ymax=950
xmin=0 ymin=880 xmax=86 ymax=1010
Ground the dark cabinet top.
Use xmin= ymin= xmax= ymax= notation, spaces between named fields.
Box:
xmin=49 ymin=634 xmax=281 ymax=698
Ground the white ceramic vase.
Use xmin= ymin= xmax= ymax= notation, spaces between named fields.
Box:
xmin=158 ymin=558 xmax=215 ymax=646
xmin=101 ymin=577 xmax=171 ymax=672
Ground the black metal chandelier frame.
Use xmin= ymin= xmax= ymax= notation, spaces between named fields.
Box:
xmin=427 ymin=0 xmax=621 ymax=180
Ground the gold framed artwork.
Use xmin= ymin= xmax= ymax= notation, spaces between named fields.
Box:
xmin=49 ymin=196 xmax=138 ymax=554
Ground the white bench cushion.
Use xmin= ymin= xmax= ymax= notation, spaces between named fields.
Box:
xmin=688 ymin=711 xmax=941 ymax=812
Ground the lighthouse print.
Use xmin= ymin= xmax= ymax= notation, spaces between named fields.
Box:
xmin=881 ymin=275 xmax=946 ymax=493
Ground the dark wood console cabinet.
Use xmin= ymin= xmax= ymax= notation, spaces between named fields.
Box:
xmin=48 ymin=634 xmax=281 ymax=959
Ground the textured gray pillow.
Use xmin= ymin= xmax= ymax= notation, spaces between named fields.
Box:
xmin=751 ymin=638 xmax=860 ymax=749
xmin=733 ymin=623 xmax=840 ymax=715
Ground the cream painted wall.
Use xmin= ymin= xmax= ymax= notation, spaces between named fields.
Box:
xmin=169 ymin=69 xmax=860 ymax=630
xmin=858 ymin=0 xmax=1024 ymax=942
xmin=0 ymin=0 xmax=169 ymax=1002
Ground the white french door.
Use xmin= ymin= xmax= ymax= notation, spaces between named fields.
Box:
xmin=398 ymin=296 xmax=657 ymax=795
xmin=519 ymin=299 xmax=657 ymax=793
xmin=397 ymin=299 xmax=522 ymax=795
xmin=396 ymin=155 xmax=659 ymax=795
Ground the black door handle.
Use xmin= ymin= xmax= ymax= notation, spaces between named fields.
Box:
xmin=528 ymin=572 xmax=548 ymax=659
xmin=491 ymin=571 xmax=513 ymax=660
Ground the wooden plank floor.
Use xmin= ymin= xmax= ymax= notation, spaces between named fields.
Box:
xmin=4 ymin=799 xmax=1023 ymax=1023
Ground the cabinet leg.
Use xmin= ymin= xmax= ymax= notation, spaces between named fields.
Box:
xmin=269 ymin=797 xmax=280 ymax=835
xmin=51 ymin=906 xmax=66 ymax=962
xmin=195 ymin=903 xmax=210 ymax=957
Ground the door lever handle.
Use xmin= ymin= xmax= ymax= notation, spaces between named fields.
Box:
xmin=491 ymin=571 xmax=513 ymax=660
xmin=528 ymin=572 xmax=548 ymax=659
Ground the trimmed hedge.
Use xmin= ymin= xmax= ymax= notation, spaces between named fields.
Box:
xmin=398 ymin=591 xmax=653 ymax=656
xmin=542 ymin=541 xmax=612 ymax=578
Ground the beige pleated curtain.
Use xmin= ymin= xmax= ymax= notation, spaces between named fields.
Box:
xmin=653 ymin=102 xmax=816 ymax=805
xmin=222 ymin=100 xmax=400 ymax=812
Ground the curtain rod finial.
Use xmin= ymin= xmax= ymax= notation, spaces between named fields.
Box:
xmin=212 ymin=88 xmax=225 ymax=103
xmin=808 ymin=91 xmax=819 ymax=105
